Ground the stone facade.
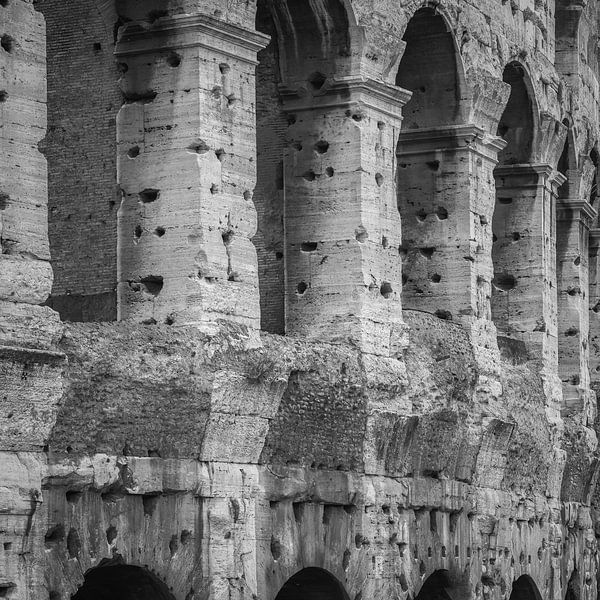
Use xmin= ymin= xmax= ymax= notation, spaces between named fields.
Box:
xmin=2 ymin=1 xmax=600 ymax=600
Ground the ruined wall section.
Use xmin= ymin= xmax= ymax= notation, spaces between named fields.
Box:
xmin=37 ymin=0 xmax=121 ymax=322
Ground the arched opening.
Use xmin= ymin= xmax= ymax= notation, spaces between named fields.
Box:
xmin=396 ymin=8 xmax=497 ymax=325
xmin=415 ymin=570 xmax=469 ymax=600
xmin=496 ymin=63 xmax=535 ymax=165
xmin=396 ymin=8 xmax=466 ymax=129
xmin=274 ymin=567 xmax=349 ymax=600
xmin=492 ymin=62 xmax=543 ymax=356
xmin=509 ymin=575 xmax=543 ymax=600
xmin=72 ymin=563 xmax=175 ymax=599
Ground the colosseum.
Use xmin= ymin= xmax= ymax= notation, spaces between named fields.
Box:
xmin=2 ymin=0 xmax=600 ymax=598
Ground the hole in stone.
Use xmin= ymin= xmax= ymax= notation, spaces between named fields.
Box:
xmin=297 ymin=281 xmax=308 ymax=295
xmin=167 ymin=52 xmax=181 ymax=67
xmin=0 ymin=1 xmax=9 ymax=7
xmin=420 ymin=247 xmax=435 ymax=259
xmin=154 ymin=226 xmax=165 ymax=237
xmin=498 ymin=197 xmax=513 ymax=204
xmin=180 ymin=530 xmax=191 ymax=544
xmin=382 ymin=236 xmax=389 ymax=249
xmin=302 ymin=170 xmax=316 ymax=181
xmin=436 ymin=206 xmax=448 ymax=220
xmin=492 ymin=233 xmax=498 ymax=242
xmin=567 ymin=287 xmax=580 ymax=296
xmin=215 ymin=148 xmax=226 ymax=162
xmin=416 ymin=209 xmax=427 ymax=222
xmin=187 ymin=139 xmax=210 ymax=154
xmin=139 ymin=189 xmax=159 ymax=203
xmin=106 ymin=525 xmax=118 ymax=544
xmin=0 ymin=90 xmax=8 ymax=102
xmin=435 ymin=309 xmax=453 ymax=321
xmin=169 ymin=534 xmax=178 ymax=556
xmin=222 ymin=230 xmax=233 ymax=245
xmin=375 ymin=173 xmax=384 ymax=187
xmin=275 ymin=252 xmax=283 ymax=260
xmin=565 ymin=327 xmax=579 ymax=337
xmin=134 ymin=225 xmax=143 ymax=239
xmin=66 ymin=490 xmax=82 ymax=504
xmin=326 ymin=167 xmax=334 ymax=177
xmin=287 ymin=114 xmax=297 ymax=125
xmin=127 ymin=145 xmax=140 ymax=158
xmin=219 ymin=63 xmax=230 ymax=75
xmin=92 ymin=42 xmax=102 ymax=53
xmin=380 ymin=282 xmax=393 ymax=298
xmin=493 ymin=273 xmax=517 ymax=292
xmin=355 ymin=227 xmax=368 ymax=243
xmin=512 ymin=232 xmax=521 ymax=241
xmin=301 ymin=242 xmax=318 ymax=252
xmin=377 ymin=121 xmax=386 ymax=130
xmin=141 ymin=276 xmax=164 ymax=296
xmin=426 ymin=160 xmax=440 ymax=171
xmin=308 ymin=72 xmax=326 ymax=90
xmin=431 ymin=274 xmax=441 ymax=283
xmin=243 ymin=190 xmax=252 ymax=201
xmin=480 ymin=215 xmax=488 ymax=225
xmin=1 ymin=34 xmax=14 ymax=53
xmin=117 ymin=62 xmax=129 ymax=73
xmin=45 ymin=524 xmax=65 ymax=545
xmin=315 ymin=140 xmax=329 ymax=154
xmin=142 ymin=494 xmax=160 ymax=517
xmin=210 ymin=184 xmax=219 ymax=194
xmin=351 ymin=113 xmax=363 ymax=122
xmin=574 ymin=256 xmax=581 ymax=266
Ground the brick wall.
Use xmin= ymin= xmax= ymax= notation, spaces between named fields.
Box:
xmin=38 ymin=0 xmax=120 ymax=321
xmin=254 ymin=9 xmax=287 ymax=334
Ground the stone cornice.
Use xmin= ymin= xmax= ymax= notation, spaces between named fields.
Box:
xmin=278 ymin=76 xmax=412 ymax=120
xmin=115 ymin=14 xmax=270 ymax=64
xmin=556 ymin=199 xmax=597 ymax=225
xmin=396 ymin=124 xmax=507 ymax=158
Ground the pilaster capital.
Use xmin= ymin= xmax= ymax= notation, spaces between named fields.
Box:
xmin=115 ymin=14 xmax=270 ymax=64
xmin=557 ymin=199 xmax=597 ymax=228
xmin=278 ymin=76 xmax=411 ymax=121
xmin=396 ymin=124 xmax=506 ymax=160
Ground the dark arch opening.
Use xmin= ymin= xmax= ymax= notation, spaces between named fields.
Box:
xmin=557 ymin=120 xmax=572 ymax=200
xmin=265 ymin=0 xmax=350 ymax=82
xmin=415 ymin=570 xmax=469 ymax=600
xmin=396 ymin=7 xmax=466 ymax=129
xmin=496 ymin=62 xmax=535 ymax=165
xmin=72 ymin=563 xmax=175 ymax=600
xmin=509 ymin=575 xmax=543 ymax=600
xmin=274 ymin=567 xmax=349 ymax=600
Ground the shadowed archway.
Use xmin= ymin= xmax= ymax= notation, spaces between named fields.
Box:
xmin=72 ymin=563 xmax=175 ymax=600
xmin=274 ymin=567 xmax=350 ymax=600
xmin=509 ymin=575 xmax=543 ymax=600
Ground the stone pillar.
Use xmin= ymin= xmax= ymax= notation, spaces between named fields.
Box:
xmin=0 ymin=4 xmax=63 ymax=600
xmin=588 ymin=229 xmax=600 ymax=396
xmin=492 ymin=165 xmax=565 ymax=370
xmin=396 ymin=125 xmax=506 ymax=343
xmin=557 ymin=200 xmax=595 ymax=419
xmin=116 ymin=15 xmax=268 ymax=329
xmin=0 ymin=0 xmax=59 ymax=343
xmin=280 ymin=77 xmax=411 ymax=356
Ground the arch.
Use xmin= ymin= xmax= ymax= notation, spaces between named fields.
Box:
xmin=274 ymin=567 xmax=350 ymax=600
xmin=415 ymin=570 xmax=469 ymax=600
xmin=396 ymin=6 xmax=469 ymax=129
xmin=262 ymin=0 xmax=354 ymax=83
xmin=509 ymin=575 xmax=543 ymax=600
xmin=557 ymin=118 xmax=577 ymax=199
xmin=72 ymin=562 xmax=175 ymax=600
xmin=496 ymin=62 xmax=536 ymax=165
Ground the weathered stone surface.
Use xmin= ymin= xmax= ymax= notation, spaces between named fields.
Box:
xmin=5 ymin=2 xmax=600 ymax=600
